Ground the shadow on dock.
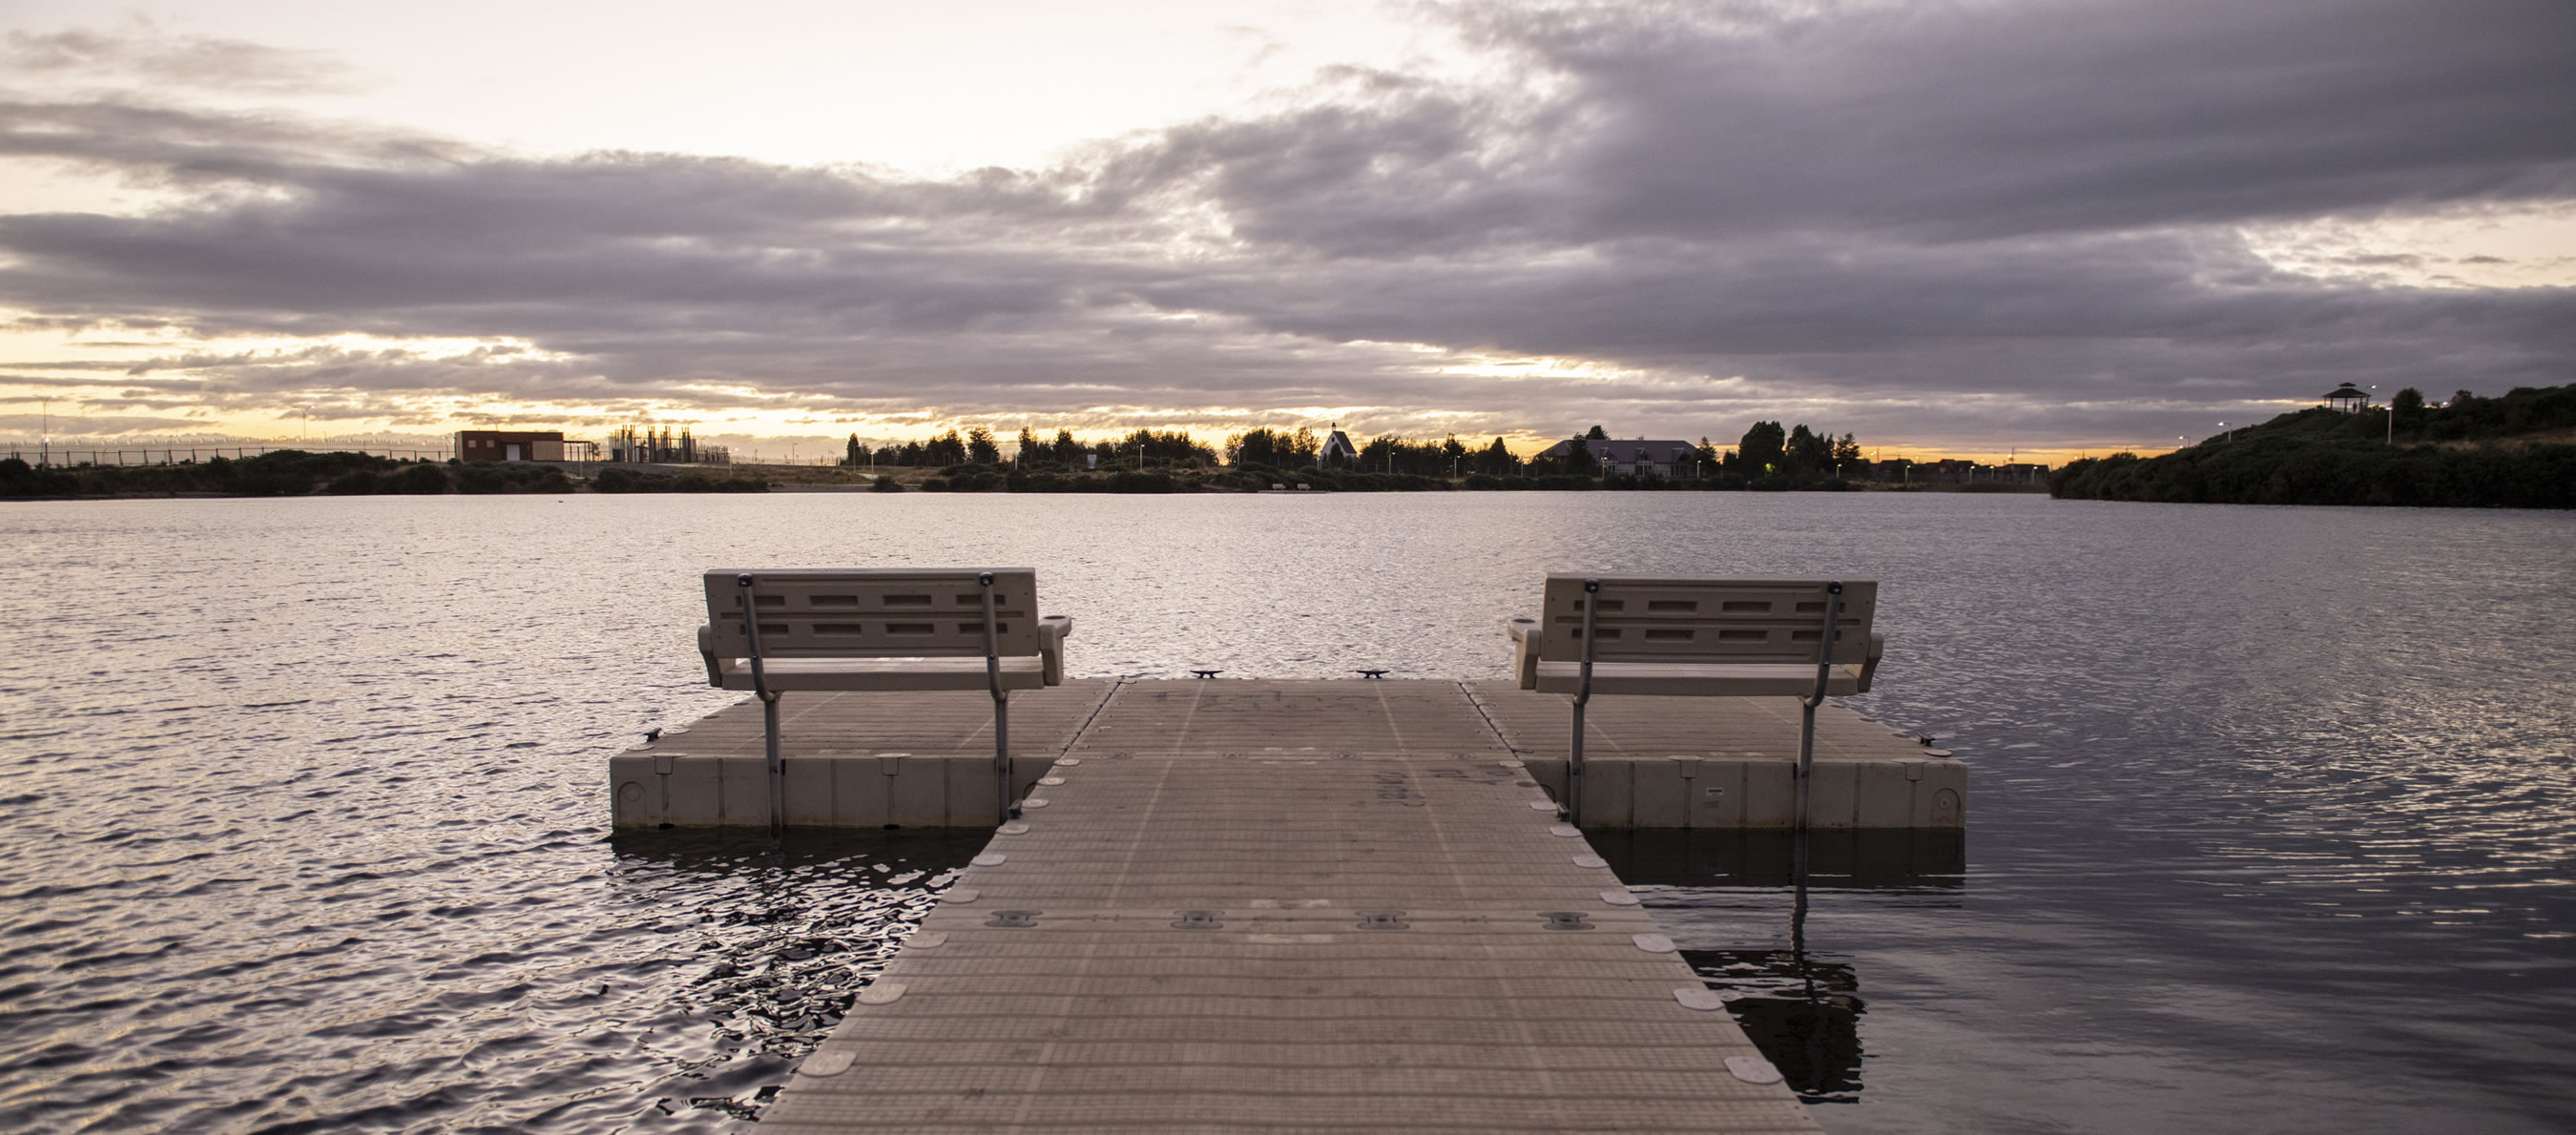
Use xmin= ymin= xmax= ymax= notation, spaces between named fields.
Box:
xmin=606 ymin=826 xmax=990 ymax=873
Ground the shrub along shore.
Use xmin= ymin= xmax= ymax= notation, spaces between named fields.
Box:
xmin=0 ymin=450 xmax=769 ymax=498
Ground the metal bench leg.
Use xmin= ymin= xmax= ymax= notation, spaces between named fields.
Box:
xmin=1795 ymin=695 xmax=1816 ymax=831
xmin=994 ymin=693 xmax=1013 ymax=820
xmin=761 ymin=690 xmax=783 ymax=833
xmin=1567 ymin=578 xmax=1600 ymax=826
xmin=737 ymin=573 xmax=785 ymax=836
xmin=1795 ymin=582 xmax=1845 ymax=832
xmin=978 ymin=572 xmax=1018 ymax=822
xmin=1568 ymin=698 xmax=1587 ymax=824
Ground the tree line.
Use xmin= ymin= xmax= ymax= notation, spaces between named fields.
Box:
xmin=845 ymin=426 xmax=1216 ymax=468
xmin=843 ymin=419 xmax=1871 ymax=484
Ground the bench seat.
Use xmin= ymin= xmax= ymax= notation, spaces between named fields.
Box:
xmin=1534 ymin=659 xmax=1873 ymax=698
xmin=706 ymin=654 xmax=1049 ymax=692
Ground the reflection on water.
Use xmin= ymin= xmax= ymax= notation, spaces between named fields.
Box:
xmin=1693 ymin=943 xmax=1866 ymax=1104
xmin=1673 ymin=833 xmax=1890 ymax=1106
xmin=1 ymin=493 xmax=2570 ymax=1133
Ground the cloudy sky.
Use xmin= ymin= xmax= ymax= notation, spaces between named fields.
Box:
xmin=2 ymin=0 xmax=2570 ymax=461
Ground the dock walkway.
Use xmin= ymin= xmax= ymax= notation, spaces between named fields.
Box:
xmin=758 ymin=680 xmax=1826 ymax=1132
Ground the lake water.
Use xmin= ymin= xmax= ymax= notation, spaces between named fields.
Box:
xmin=1 ymin=492 xmax=2569 ymax=1133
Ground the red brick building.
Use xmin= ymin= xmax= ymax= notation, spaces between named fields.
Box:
xmin=454 ymin=430 xmax=565 ymax=463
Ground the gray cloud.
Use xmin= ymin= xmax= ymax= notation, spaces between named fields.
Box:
xmin=1480 ymin=0 xmax=2576 ymax=240
xmin=1 ymin=0 xmax=2570 ymax=452
xmin=5 ymin=26 xmax=362 ymax=94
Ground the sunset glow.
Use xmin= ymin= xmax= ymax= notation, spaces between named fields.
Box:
xmin=4 ymin=0 xmax=2568 ymax=458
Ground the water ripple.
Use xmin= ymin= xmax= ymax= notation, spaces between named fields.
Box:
xmin=0 ymin=494 xmax=2568 ymax=1132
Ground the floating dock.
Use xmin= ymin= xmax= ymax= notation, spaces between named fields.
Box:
xmin=611 ymin=679 xmax=1963 ymax=831
xmin=617 ymin=680 xmax=1963 ymax=1131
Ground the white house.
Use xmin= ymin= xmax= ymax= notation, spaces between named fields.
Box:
xmin=1319 ymin=424 xmax=1361 ymax=466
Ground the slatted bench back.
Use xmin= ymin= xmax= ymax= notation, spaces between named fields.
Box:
xmin=1538 ymin=575 xmax=1876 ymax=666
xmin=701 ymin=568 xmax=1042 ymax=659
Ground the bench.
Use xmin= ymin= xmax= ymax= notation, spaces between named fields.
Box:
xmin=1506 ymin=575 xmax=1883 ymax=826
xmin=698 ymin=568 xmax=1073 ymax=827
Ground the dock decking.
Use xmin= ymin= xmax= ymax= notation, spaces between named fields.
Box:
xmin=748 ymin=680 xmax=1835 ymax=1132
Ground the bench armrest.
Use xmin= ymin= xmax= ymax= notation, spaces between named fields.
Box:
xmin=696 ymin=623 xmax=725 ymax=687
xmin=1506 ymin=617 xmax=1543 ymax=690
xmin=1858 ymin=630 xmax=1885 ymax=693
xmin=1039 ymin=614 xmax=1075 ymax=685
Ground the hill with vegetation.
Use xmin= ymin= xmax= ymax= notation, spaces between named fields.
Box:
xmin=2050 ymin=383 xmax=2576 ymax=508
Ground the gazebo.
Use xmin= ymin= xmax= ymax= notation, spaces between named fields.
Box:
xmin=2322 ymin=383 xmax=2372 ymax=413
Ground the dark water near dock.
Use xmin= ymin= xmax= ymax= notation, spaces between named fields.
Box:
xmin=1 ymin=493 xmax=2570 ymax=1132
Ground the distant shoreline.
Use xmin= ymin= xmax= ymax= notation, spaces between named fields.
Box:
xmin=4 ymin=451 xmax=2054 ymax=500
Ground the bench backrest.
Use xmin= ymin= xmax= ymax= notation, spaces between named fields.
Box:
xmin=1538 ymin=575 xmax=1876 ymax=666
xmin=702 ymin=568 xmax=1042 ymax=659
